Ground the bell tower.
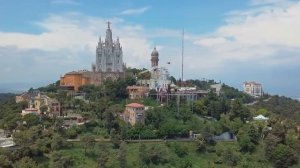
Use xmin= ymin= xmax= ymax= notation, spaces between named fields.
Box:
xmin=151 ymin=47 xmax=159 ymax=68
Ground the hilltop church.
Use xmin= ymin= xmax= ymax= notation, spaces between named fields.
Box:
xmin=60 ymin=22 xmax=125 ymax=91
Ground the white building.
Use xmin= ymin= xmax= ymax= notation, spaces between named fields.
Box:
xmin=149 ymin=48 xmax=171 ymax=92
xmin=243 ymin=81 xmax=263 ymax=97
xmin=253 ymin=114 xmax=269 ymax=121
xmin=211 ymin=83 xmax=223 ymax=96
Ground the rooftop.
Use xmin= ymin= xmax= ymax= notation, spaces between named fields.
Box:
xmin=244 ymin=81 xmax=262 ymax=85
xmin=126 ymin=103 xmax=145 ymax=108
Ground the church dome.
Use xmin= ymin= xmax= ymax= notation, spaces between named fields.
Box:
xmin=151 ymin=47 xmax=159 ymax=57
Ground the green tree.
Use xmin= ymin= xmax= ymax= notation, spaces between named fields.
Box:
xmin=264 ymin=133 xmax=281 ymax=159
xmin=15 ymin=157 xmax=37 ymax=168
xmin=179 ymin=106 xmax=193 ymax=122
xmin=238 ymin=135 xmax=255 ymax=153
xmin=230 ymin=118 xmax=243 ymax=135
xmin=173 ymin=143 xmax=188 ymax=157
xmin=248 ymin=125 xmax=260 ymax=144
xmin=222 ymin=148 xmax=240 ymax=167
xmin=65 ymin=127 xmax=77 ymax=139
xmin=117 ymin=141 xmax=128 ymax=168
xmin=103 ymin=107 xmax=117 ymax=132
xmin=179 ymin=158 xmax=192 ymax=168
xmin=40 ymin=105 xmax=48 ymax=115
xmin=230 ymin=99 xmax=250 ymax=122
xmin=2 ymin=113 xmax=21 ymax=133
xmin=271 ymin=123 xmax=286 ymax=143
xmin=23 ymin=114 xmax=40 ymax=127
xmin=97 ymin=143 xmax=109 ymax=168
xmin=271 ymin=144 xmax=298 ymax=168
xmin=0 ymin=155 xmax=12 ymax=168
xmin=51 ymin=133 xmax=65 ymax=151
xmin=49 ymin=151 xmax=74 ymax=168
xmin=142 ymin=144 xmax=169 ymax=165
xmin=138 ymin=143 xmax=147 ymax=167
xmin=195 ymin=134 xmax=206 ymax=153
xmin=80 ymin=135 xmax=95 ymax=156
xmin=110 ymin=129 xmax=121 ymax=149
xmin=193 ymin=100 xmax=206 ymax=115
xmin=13 ymin=125 xmax=42 ymax=147
xmin=256 ymin=108 xmax=268 ymax=116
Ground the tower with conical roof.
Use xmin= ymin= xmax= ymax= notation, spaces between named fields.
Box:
xmin=96 ymin=22 xmax=123 ymax=72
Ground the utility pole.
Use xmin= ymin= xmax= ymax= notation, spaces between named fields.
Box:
xmin=181 ymin=28 xmax=184 ymax=87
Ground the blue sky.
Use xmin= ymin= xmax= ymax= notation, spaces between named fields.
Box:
xmin=0 ymin=0 xmax=300 ymax=98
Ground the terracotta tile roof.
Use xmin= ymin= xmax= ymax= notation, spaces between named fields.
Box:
xmin=126 ymin=103 xmax=144 ymax=108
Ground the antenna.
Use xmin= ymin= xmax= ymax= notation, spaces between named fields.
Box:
xmin=181 ymin=28 xmax=184 ymax=87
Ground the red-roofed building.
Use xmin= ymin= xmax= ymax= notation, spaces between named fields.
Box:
xmin=123 ymin=103 xmax=145 ymax=125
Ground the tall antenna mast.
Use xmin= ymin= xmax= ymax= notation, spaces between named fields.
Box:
xmin=181 ymin=28 xmax=184 ymax=87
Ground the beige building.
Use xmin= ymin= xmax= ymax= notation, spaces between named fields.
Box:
xmin=21 ymin=105 xmax=39 ymax=116
xmin=15 ymin=94 xmax=29 ymax=103
xmin=27 ymin=93 xmax=61 ymax=116
xmin=15 ymin=91 xmax=39 ymax=103
xmin=123 ymin=103 xmax=145 ymax=125
xmin=243 ymin=81 xmax=263 ymax=97
xmin=210 ymin=83 xmax=223 ymax=96
xmin=127 ymin=86 xmax=149 ymax=99
xmin=33 ymin=93 xmax=49 ymax=110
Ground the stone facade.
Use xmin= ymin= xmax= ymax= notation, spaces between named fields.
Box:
xmin=96 ymin=22 xmax=123 ymax=72
xmin=123 ymin=103 xmax=145 ymax=125
xmin=60 ymin=71 xmax=90 ymax=91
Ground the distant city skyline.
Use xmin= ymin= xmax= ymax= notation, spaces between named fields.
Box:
xmin=0 ymin=0 xmax=300 ymax=98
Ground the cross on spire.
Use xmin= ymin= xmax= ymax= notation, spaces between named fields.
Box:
xmin=107 ymin=21 xmax=111 ymax=29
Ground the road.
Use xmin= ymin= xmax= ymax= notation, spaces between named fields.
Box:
xmin=66 ymin=138 xmax=194 ymax=143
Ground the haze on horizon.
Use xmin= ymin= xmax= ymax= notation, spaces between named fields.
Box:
xmin=0 ymin=0 xmax=300 ymax=98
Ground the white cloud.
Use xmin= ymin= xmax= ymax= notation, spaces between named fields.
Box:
xmin=194 ymin=37 xmax=228 ymax=47
xmin=0 ymin=13 xmax=155 ymax=83
xmin=119 ymin=6 xmax=150 ymax=15
xmin=250 ymin=0 xmax=289 ymax=6
xmin=193 ymin=1 xmax=300 ymax=66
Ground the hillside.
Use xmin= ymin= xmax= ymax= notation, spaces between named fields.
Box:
xmin=0 ymin=79 xmax=299 ymax=168
xmin=253 ymin=95 xmax=300 ymax=123
xmin=0 ymin=93 xmax=16 ymax=104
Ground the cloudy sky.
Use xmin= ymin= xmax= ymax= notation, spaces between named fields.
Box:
xmin=0 ymin=0 xmax=299 ymax=97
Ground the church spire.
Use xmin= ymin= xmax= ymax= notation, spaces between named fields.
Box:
xmin=105 ymin=21 xmax=113 ymax=44
xmin=107 ymin=21 xmax=111 ymax=29
xmin=96 ymin=22 xmax=123 ymax=72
